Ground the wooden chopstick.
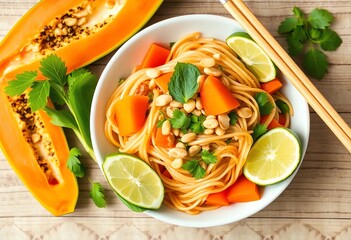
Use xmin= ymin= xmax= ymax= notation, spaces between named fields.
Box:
xmin=220 ymin=0 xmax=351 ymax=153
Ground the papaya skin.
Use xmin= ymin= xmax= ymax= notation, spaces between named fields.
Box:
xmin=0 ymin=87 xmax=78 ymax=216
xmin=0 ymin=0 xmax=163 ymax=81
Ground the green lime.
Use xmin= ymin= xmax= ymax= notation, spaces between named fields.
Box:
xmin=102 ymin=153 xmax=164 ymax=209
xmin=243 ymin=127 xmax=301 ymax=186
xmin=226 ymin=32 xmax=276 ymax=82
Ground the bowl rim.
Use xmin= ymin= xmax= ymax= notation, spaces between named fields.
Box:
xmin=90 ymin=13 xmax=310 ymax=228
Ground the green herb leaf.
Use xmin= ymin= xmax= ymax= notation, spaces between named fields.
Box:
xmin=254 ymin=92 xmax=274 ymax=115
xmin=169 ymin=109 xmax=190 ymax=129
xmin=319 ymin=28 xmax=343 ymax=51
xmin=67 ymin=70 xmax=98 ymax=151
xmin=5 ymin=71 xmax=37 ymax=97
xmin=44 ymin=106 xmax=79 ymax=131
xmin=66 ymin=147 xmax=85 ymax=178
xmin=275 ymin=100 xmax=290 ymax=114
xmin=168 ymin=62 xmax=200 ymax=103
xmin=201 ymin=150 xmax=217 ymax=164
xmin=182 ymin=160 xmax=206 ymax=179
xmin=278 ymin=17 xmax=299 ymax=34
xmin=302 ymin=48 xmax=328 ymax=80
xmin=308 ymin=8 xmax=333 ymax=29
xmin=228 ymin=111 xmax=238 ymax=125
xmin=189 ymin=114 xmax=205 ymax=134
xmin=39 ymin=54 xmax=67 ymax=86
xmin=28 ymin=80 xmax=50 ymax=111
xmin=287 ymin=35 xmax=304 ymax=56
xmin=116 ymin=193 xmax=146 ymax=212
xmin=252 ymin=123 xmax=267 ymax=141
xmin=309 ymin=27 xmax=322 ymax=40
xmin=293 ymin=6 xmax=304 ymax=18
xmin=90 ymin=182 xmax=106 ymax=208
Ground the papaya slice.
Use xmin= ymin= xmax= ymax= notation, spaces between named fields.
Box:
xmin=0 ymin=87 xmax=78 ymax=216
xmin=0 ymin=0 xmax=163 ymax=80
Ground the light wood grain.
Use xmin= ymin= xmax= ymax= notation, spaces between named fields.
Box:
xmin=1 ymin=0 xmax=350 ymax=239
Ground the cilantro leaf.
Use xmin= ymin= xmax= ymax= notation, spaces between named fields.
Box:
xmin=278 ymin=17 xmax=299 ymax=34
xmin=201 ymin=150 xmax=217 ymax=164
xmin=252 ymin=123 xmax=267 ymax=141
xmin=189 ymin=114 xmax=205 ymax=134
xmin=319 ymin=28 xmax=342 ymax=51
xmin=44 ymin=107 xmax=79 ymax=131
xmin=39 ymin=54 xmax=67 ymax=86
xmin=66 ymin=147 xmax=85 ymax=178
xmin=254 ymin=92 xmax=274 ymax=115
xmin=228 ymin=111 xmax=238 ymax=125
xmin=28 ymin=80 xmax=50 ymax=111
xmin=5 ymin=71 xmax=37 ymax=97
xmin=275 ymin=100 xmax=290 ymax=114
xmin=90 ymin=182 xmax=106 ymax=208
xmin=302 ymin=48 xmax=328 ymax=80
xmin=287 ymin=35 xmax=304 ymax=56
xmin=293 ymin=6 xmax=304 ymax=18
xmin=308 ymin=8 xmax=333 ymax=29
xmin=182 ymin=160 xmax=206 ymax=179
xmin=168 ymin=62 xmax=200 ymax=103
xmin=169 ymin=109 xmax=190 ymax=129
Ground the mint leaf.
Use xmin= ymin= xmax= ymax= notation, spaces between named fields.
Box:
xmin=252 ymin=123 xmax=267 ymax=141
xmin=182 ymin=160 xmax=206 ymax=179
xmin=278 ymin=17 xmax=299 ymax=34
xmin=5 ymin=71 xmax=37 ymax=97
xmin=168 ymin=62 xmax=200 ymax=103
xmin=66 ymin=147 xmax=85 ymax=178
xmin=308 ymin=8 xmax=333 ymax=29
xmin=302 ymin=48 xmax=328 ymax=80
xmin=39 ymin=54 xmax=67 ymax=86
xmin=28 ymin=81 xmax=50 ymax=111
xmin=201 ymin=150 xmax=217 ymax=164
xmin=90 ymin=182 xmax=106 ymax=208
xmin=319 ymin=28 xmax=342 ymax=51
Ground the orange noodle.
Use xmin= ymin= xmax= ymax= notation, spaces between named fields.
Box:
xmin=104 ymin=32 xmax=293 ymax=214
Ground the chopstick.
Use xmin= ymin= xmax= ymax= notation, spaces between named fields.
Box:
xmin=219 ymin=0 xmax=351 ymax=153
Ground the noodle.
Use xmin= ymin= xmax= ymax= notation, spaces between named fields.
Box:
xmin=104 ymin=32 xmax=293 ymax=214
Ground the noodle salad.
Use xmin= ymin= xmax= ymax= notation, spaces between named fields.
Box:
xmin=104 ymin=32 xmax=293 ymax=214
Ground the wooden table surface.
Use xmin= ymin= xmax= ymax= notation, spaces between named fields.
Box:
xmin=1 ymin=0 xmax=350 ymax=239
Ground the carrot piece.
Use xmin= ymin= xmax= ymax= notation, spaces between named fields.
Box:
xmin=155 ymin=72 xmax=173 ymax=93
xmin=206 ymin=189 xmax=230 ymax=206
xmin=260 ymin=78 xmax=283 ymax=94
xmin=278 ymin=113 xmax=287 ymax=126
xmin=227 ymin=175 xmax=260 ymax=203
xmin=114 ymin=95 xmax=149 ymax=136
xmin=140 ymin=43 xmax=170 ymax=69
xmin=154 ymin=127 xmax=175 ymax=148
xmin=260 ymin=115 xmax=283 ymax=130
xmin=200 ymin=75 xmax=240 ymax=115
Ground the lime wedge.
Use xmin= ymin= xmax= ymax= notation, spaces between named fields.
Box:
xmin=102 ymin=153 xmax=164 ymax=209
xmin=243 ymin=128 xmax=301 ymax=186
xmin=226 ymin=32 xmax=276 ymax=82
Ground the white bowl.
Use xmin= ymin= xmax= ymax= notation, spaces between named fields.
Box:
xmin=90 ymin=14 xmax=310 ymax=228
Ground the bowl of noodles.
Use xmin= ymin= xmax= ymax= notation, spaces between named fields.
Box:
xmin=90 ymin=14 xmax=310 ymax=227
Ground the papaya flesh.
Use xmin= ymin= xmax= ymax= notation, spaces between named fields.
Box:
xmin=0 ymin=88 xmax=79 ymax=216
xmin=0 ymin=0 xmax=163 ymax=81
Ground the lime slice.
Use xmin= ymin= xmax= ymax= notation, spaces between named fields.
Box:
xmin=102 ymin=153 xmax=164 ymax=209
xmin=243 ymin=127 xmax=301 ymax=186
xmin=226 ymin=32 xmax=276 ymax=82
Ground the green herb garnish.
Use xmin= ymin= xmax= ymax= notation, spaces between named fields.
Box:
xmin=278 ymin=7 xmax=342 ymax=80
xmin=89 ymin=182 xmax=106 ymax=208
xmin=66 ymin=147 xmax=85 ymax=178
xmin=252 ymin=123 xmax=268 ymax=141
xmin=275 ymin=100 xmax=290 ymax=114
xmin=254 ymin=92 xmax=274 ymax=115
xmin=168 ymin=62 xmax=200 ymax=103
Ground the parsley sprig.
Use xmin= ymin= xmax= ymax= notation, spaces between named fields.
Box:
xmin=5 ymin=54 xmax=106 ymax=208
xmin=278 ymin=7 xmax=342 ymax=80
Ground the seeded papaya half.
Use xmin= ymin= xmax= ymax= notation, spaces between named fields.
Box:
xmin=0 ymin=88 xmax=79 ymax=216
xmin=0 ymin=0 xmax=163 ymax=80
